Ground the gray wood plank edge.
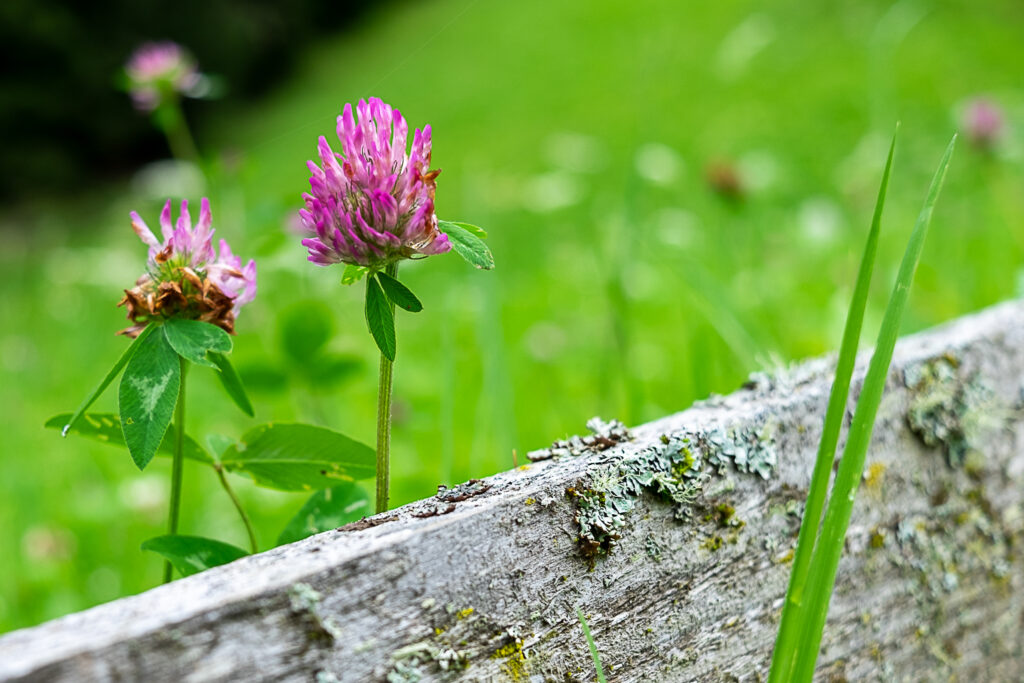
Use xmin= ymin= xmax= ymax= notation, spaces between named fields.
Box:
xmin=2 ymin=300 xmax=1023 ymax=682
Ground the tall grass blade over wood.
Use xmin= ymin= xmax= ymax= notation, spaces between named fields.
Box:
xmin=789 ymin=134 xmax=956 ymax=682
xmin=576 ymin=608 xmax=607 ymax=683
xmin=768 ymin=129 xmax=897 ymax=682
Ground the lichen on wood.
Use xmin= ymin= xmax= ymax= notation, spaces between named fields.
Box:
xmin=1 ymin=301 xmax=1023 ymax=682
xmin=564 ymin=421 xmax=775 ymax=562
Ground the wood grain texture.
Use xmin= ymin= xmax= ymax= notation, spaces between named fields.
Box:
xmin=2 ymin=301 xmax=1023 ymax=682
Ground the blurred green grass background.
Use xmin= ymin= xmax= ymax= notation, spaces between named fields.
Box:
xmin=1 ymin=0 xmax=1022 ymax=632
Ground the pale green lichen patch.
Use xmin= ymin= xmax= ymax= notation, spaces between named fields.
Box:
xmin=705 ymin=423 xmax=778 ymax=480
xmin=904 ymin=355 xmax=998 ymax=467
xmin=878 ymin=478 xmax=1022 ymax=659
xmin=387 ymin=641 xmax=469 ymax=682
xmin=645 ymin=535 xmax=664 ymax=562
xmin=527 ymin=417 xmax=631 ymax=462
xmin=563 ymin=418 xmax=777 ymax=561
xmin=386 ymin=603 xmax=536 ymax=682
xmin=288 ymin=582 xmax=343 ymax=642
xmin=288 ymin=582 xmax=322 ymax=612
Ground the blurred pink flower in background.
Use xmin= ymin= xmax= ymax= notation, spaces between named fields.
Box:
xmin=299 ymin=97 xmax=451 ymax=269
xmin=961 ymin=97 xmax=1006 ymax=150
xmin=125 ymin=42 xmax=207 ymax=112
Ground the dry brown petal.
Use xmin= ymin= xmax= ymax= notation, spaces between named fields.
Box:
xmin=182 ymin=267 xmax=203 ymax=290
xmin=117 ymin=267 xmax=239 ymax=336
xmin=154 ymin=244 xmax=173 ymax=264
xmin=116 ymin=324 xmax=148 ymax=338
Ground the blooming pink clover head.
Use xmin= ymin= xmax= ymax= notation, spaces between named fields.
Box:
xmin=125 ymin=41 xmax=204 ymax=112
xmin=962 ymin=97 xmax=1005 ymax=149
xmin=122 ymin=198 xmax=257 ymax=335
xmin=299 ymin=97 xmax=451 ymax=269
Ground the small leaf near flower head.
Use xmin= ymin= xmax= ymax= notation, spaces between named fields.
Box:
xmin=163 ymin=318 xmax=232 ymax=368
xmin=341 ymin=264 xmax=370 ymax=285
xmin=444 ymin=221 xmax=487 ymax=239
xmin=141 ymin=535 xmax=248 ymax=578
xmin=376 ymin=272 xmax=423 ymax=313
xmin=119 ymin=329 xmax=182 ymax=471
xmin=62 ymin=324 xmax=157 ymax=437
xmin=208 ymin=352 xmax=254 ymax=417
xmin=365 ymin=276 xmax=396 ymax=361
xmin=438 ymin=221 xmax=495 ymax=270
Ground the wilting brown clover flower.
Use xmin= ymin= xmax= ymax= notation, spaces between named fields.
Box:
xmin=119 ymin=198 xmax=256 ymax=337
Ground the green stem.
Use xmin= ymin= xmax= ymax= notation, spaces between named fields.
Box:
xmin=164 ymin=358 xmax=188 ymax=583
xmin=161 ymin=97 xmax=200 ymax=163
xmin=215 ymin=466 xmax=258 ymax=554
xmin=375 ymin=261 xmax=399 ymax=513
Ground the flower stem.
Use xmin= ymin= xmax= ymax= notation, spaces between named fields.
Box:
xmin=215 ymin=466 xmax=258 ymax=554
xmin=164 ymin=357 xmax=188 ymax=583
xmin=161 ymin=97 xmax=200 ymax=163
xmin=375 ymin=261 xmax=399 ymax=513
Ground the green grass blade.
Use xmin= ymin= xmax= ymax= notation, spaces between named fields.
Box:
xmin=61 ymin=324 xmax=156 ymax=437
xmin=792 ymin=134 xmax=956 ymax=683
xmin=576 ymin=608 xmax=607 ymax=683
xmin=768 ymin=128 xmax=897 ymax=683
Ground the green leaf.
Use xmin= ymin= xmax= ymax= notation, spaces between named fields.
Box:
xmin=365 ymin=275 xmax=396 ymax=361
xmin=769 ymin=128 xmax=896 ymax=683
xmin=220 ymin=422 xmax=376 ymax=491
xmin=47 ymin=412 xmax=213 ymax=465
xmin=444 ymin=221 xmax=488 ymax=239
xmin=342 ymin=264 xmax=370 ymax=285
xmin=163 ymin=318 xmax=232 ymax=368
xmin=141 ymin=535 xmax=248 ymax=578
xmin=276 ymin=482 xmax=371 ymax=546
xmin=791 ymin=134 xmax=957 ymax=683
xmin=119 ymin=330 xmax=182 ymax=471
xmin=62 ymin=325 xmax=157 ymax=437
xmin=376 ymin=271 xmax=423 ymax=313
xmin=208 ymin=351 xmax=254 ymax=417
xmin=438 ymin=221 xmax=495 ymax=270
xmin=278 ymin=300 xmax=335 ymax=364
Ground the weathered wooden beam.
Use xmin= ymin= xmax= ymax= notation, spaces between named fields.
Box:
xmin=2 ymin=301 xmax=1023 ymax=682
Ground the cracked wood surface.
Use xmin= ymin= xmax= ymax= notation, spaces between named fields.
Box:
xmin=2 ymin=301 xmax=1023 ymax=682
